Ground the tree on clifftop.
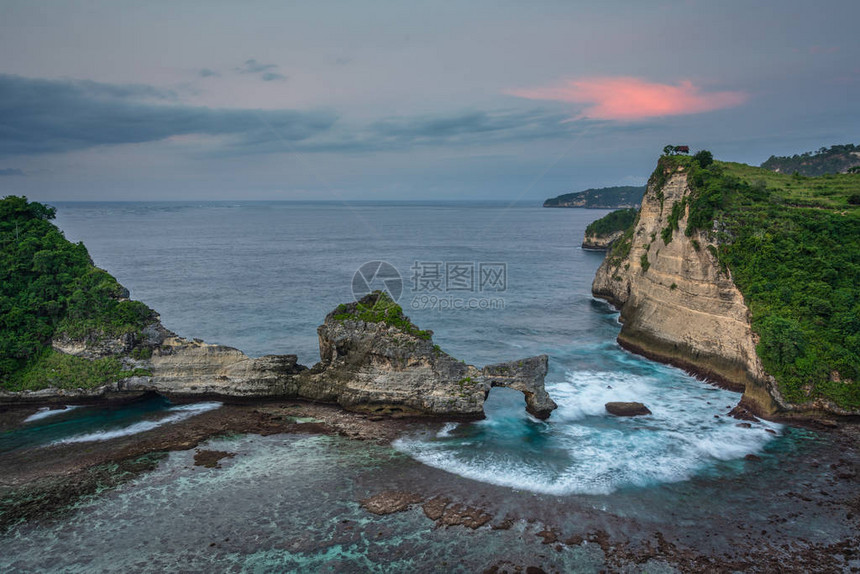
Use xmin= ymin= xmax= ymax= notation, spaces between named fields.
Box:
xmin=693 ymin=150 xmax=714 ymax=168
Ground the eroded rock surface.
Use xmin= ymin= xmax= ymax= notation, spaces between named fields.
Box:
xmin=481 ymin=357 xmax=555 ymax=419
xmin=361 ymin=492 xmax=494 ymax=530
xmin=582 ymin=230 xmax=624 ymax=250
xmin=2 ymin=293 xmax=557 ymax=420
xmin=360 ymin=491 xmax=423 ymax=515
xmin=297 ymin=293 xmax=556 ymax=419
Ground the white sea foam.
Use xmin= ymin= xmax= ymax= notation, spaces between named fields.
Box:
xmin=437 ymin=422 xmax=459 ymax=438
xmin=24 ymin=405 xmax=81 ymax=423
xmin=51 ymin=402 xmax=222 ymax=445
xmin=394 ymin=369 xmax=781 ymax=495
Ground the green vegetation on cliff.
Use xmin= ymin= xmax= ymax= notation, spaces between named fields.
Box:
xmin=333 ymin=291 xmax=432 ymax=340
xmin=7 ymin=353 xmax=151 ymax=392
xmin=652 ymin=154 xmax=860 ymax=408
xmin=761 ymin=143 xmax=860 ymax=176
xmin=544 ymin=186 xmax=644 ymax=208
xmin=0 ymin=196 xmax=155 ymax=390
xmin=585 ymin=208 xmax=638 ymax=237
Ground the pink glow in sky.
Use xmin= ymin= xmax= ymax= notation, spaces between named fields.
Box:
xmin=508 ymin=77 xmax=748 ymax=121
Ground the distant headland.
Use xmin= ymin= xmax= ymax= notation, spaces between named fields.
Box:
xmin=543 ymin=186 xmax=644 ymax=209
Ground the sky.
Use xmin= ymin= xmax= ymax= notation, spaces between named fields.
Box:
xmin=0 ymin=0 xmax=857 ymax=202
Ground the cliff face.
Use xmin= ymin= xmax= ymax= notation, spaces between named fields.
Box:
xmin=592 ymin=168 xmax=780 ymax=416
xmin=144 ymin=336 xmax=305 ymax=398
xmin=1 ymin=294 xmax=557 ymax=420
xmin=582 ymin=230 xmax=624 ymax=250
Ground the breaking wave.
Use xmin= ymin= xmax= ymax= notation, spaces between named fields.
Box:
xmin=51 ymin=402 xmax=222 ymax=445
xmin=24 ymin=405 xmax=81 ymax=423
xmin=394 ymin=370 xmax=781 ymax=495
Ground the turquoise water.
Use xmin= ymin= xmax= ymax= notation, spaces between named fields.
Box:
xmin=396 ymin=362 xmax=780 ymax=496
xmin=0 ymin=396 xmax=220 ymax=454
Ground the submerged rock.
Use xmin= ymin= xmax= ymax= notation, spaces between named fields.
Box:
xmin=437 ymin=502 xmax=493 ymax=529
xmin=193 ymin=450 xmax=235 ymax=469
xmin=360 ymin=491 xmax=423 ymax=515
xmin=605 ymin=402 xmax=652 ymax=417
xmin=362 ymin=492 xmax=493 ymax=529
xmin=728 ymin=405 xmax=759 ymax=422
xmin=422 ymin=496 xmax=450 ymax=521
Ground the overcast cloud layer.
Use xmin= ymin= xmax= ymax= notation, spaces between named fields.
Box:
xmin=0 ymin=0 xmax=857 ymax=201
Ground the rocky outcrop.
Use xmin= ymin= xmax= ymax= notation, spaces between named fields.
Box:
xmin=605 ymin=402 xmax=651 ymax=417
xmin=296 ymin=293 xmax=556 ymax=419
xmin=481 ymin=356 xmax=555 ymax=419
xmin=592 ymin=166 xmax=780 ymax=416
xmin=2 ymin=293 xmax=557 ymax=420
xmin=582 ymin=230 xmax=624 ymax=250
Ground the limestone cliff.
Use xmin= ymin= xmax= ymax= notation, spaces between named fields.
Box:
xmin=591 ymin=167 xmax=784 ymax=417
xmin=1 ymin=293 xmax=556 ymax=420
xmin=582 ymin=230 xmax=624 ymax=250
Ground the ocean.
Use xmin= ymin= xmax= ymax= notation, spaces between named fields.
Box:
xmin=46 ymin=200 xmax=779 ymax=492
xmin=2 ymin=201 xmax=843 ymax=572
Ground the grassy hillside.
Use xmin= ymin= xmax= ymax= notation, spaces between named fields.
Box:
xmin=653 ymin=154 xmax=860 ymax=409
xmin=585 ymin=208 xmax=638 ymax=237
xmin=721 ymin=161 xmax=860 ymax=209
xmin=761 ymin=144 xmax=860 ymax=176
xmin=544 ymin=186 xmax=644 ymax=208
xmin=0 ymin=196 xmax=154 ymax=391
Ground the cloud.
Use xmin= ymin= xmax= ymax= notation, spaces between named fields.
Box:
xmin=0 ymin=74 xmax=336 ymax=157
xmin=508 ymin=77 xmax=748 ymax=121
xmin=0 ymin=168 xmax=24 ymax=176
xmin=198 ymin=68 xmax=220 ymax=78
xmin=368 ymin=109 xmax=582 ymax=145
xmin=235 ymin=59 xmax=286 ymax=82
xmin=204 ymin=107 xmax=607 ymax=157
xmin=261 ymin=72 xmax=287 ymax=82
xmin=236 ymin=59 xmax=278 ymax=74
xmin=0 ymin=75 xmax=644 ymax=160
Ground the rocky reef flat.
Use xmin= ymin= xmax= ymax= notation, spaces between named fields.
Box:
xmin=1 ymin=395 xmax=858 ymax=572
